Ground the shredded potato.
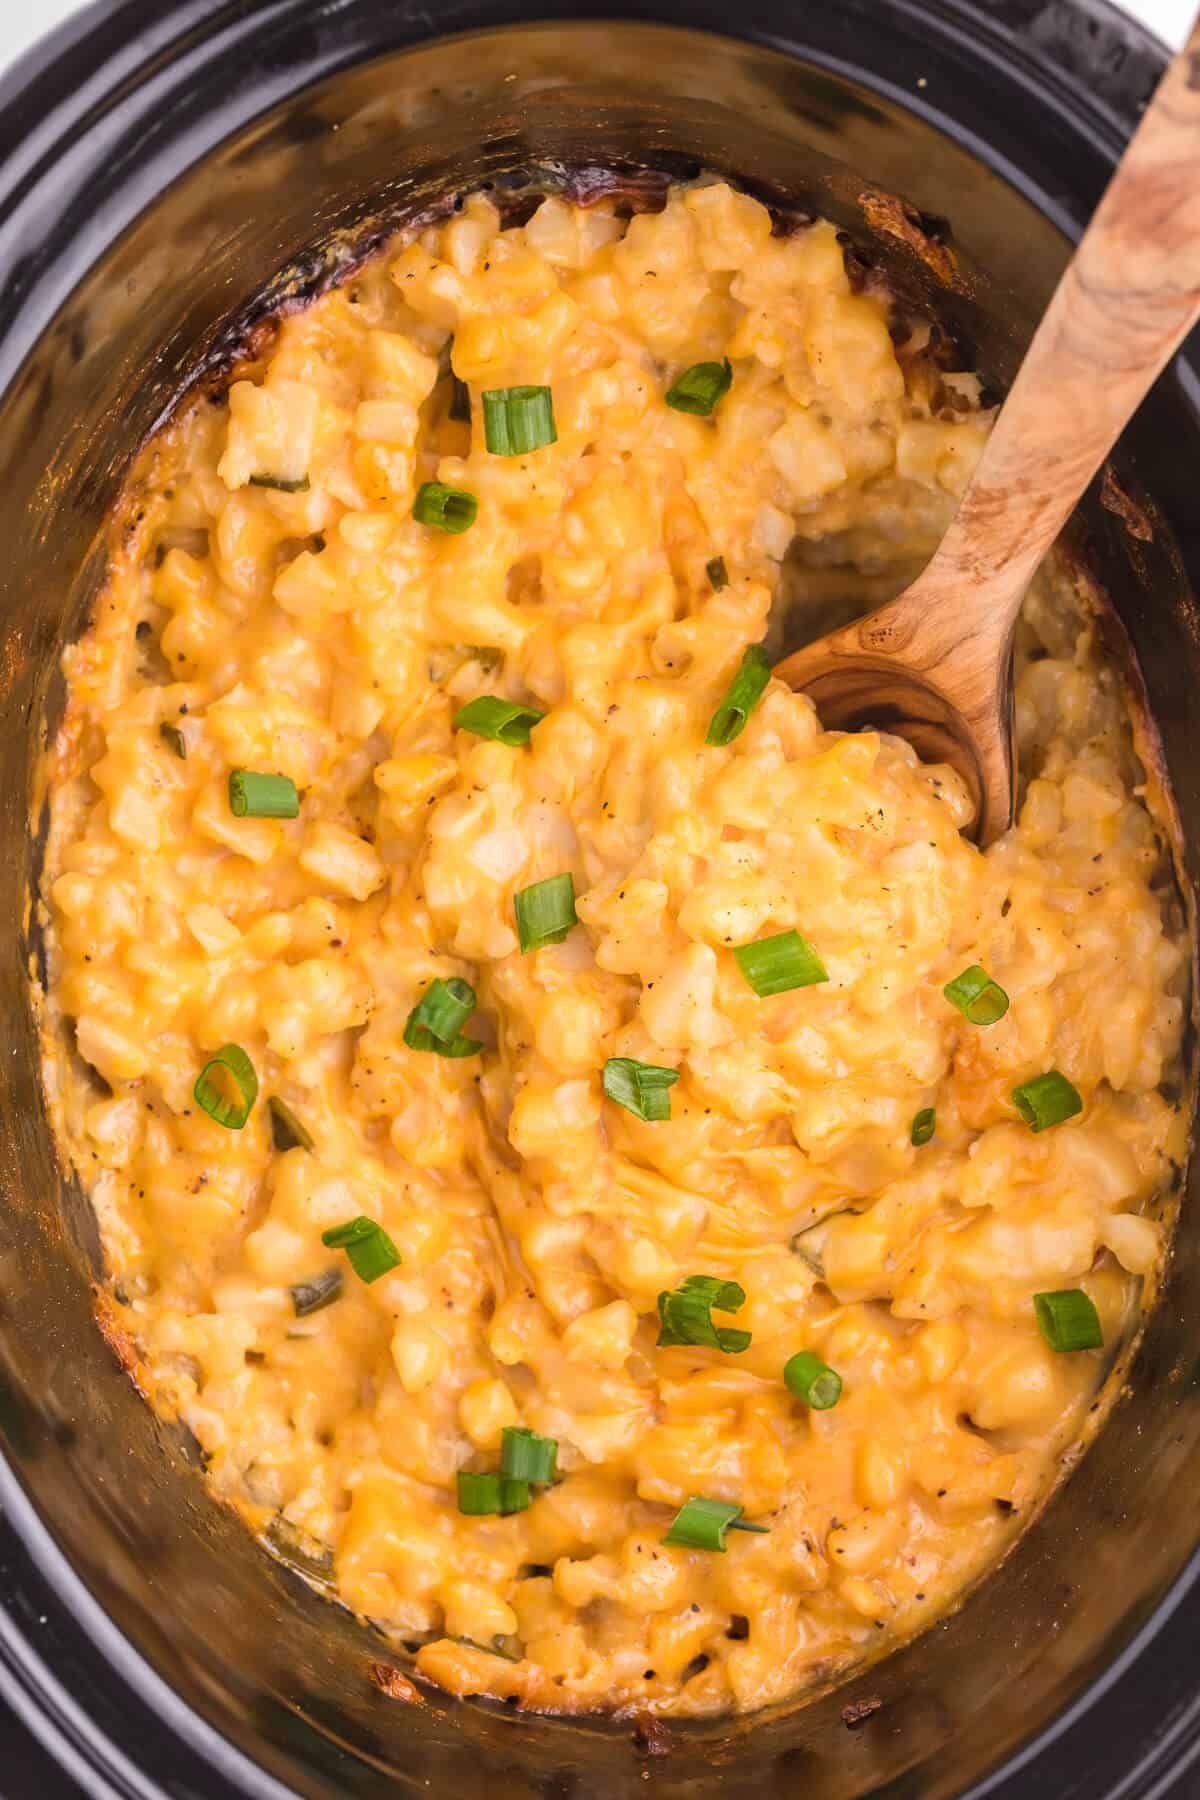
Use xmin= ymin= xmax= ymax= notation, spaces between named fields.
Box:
xmin=38 ymin=181 xmax=1187 ymax=1718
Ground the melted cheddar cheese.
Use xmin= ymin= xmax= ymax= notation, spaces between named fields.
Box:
xmin=39 ymin=181 xmax=1187 ymax=1717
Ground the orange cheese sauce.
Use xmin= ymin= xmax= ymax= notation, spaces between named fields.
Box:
xmin=38 ymin=182 xmax=1187 ymax=1716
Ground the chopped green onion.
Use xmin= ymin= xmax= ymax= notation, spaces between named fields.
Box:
xmin=454 ymin=696 xmax=544 ymax=746
xmin=450 ymin=375 xmax=472 ymax=422
xmin=248 ymin=473 xmax=310 ymax=493
xmin=193 ymin=1043 xmax=258 ymax=1130
xmin=911 ymin=1108 xmax=936 ymax=1147
xmin=500 ymin=1427 xmax=558 ymax=1484
xmin=706 ymin=644 xmax=771 ymax=746
xmin=404 ymin=1025 xmax=481 ymax=1058
xmin=943 ymin=964 xmax=1009 ymax=1026
xmin=784 ymin=1351 xmax=842 ymax=1410
xmin=402 ymin=975 xmax=482 ymax=1056
xmin=665 ymin=358 xmax=733 ymax=417
xmin=734 ymin=929 xmax=828 ymax=997
xmin=657 ymin=1274 xmax=751 ymax=1354
xmin=1034 ymin=1288 xmax=1103 ymax=1352
xmin=269 ymin=1096 xmax=314 ymax=1153
xmin=457 ymin=1634 xmax=524 ymax=1662
xmin=515 ymin=873 xmax=577 ymax=953
xmin=482 ymin=386 xmax=557 ymax=456
xmin=457 ymin=1471 xmax=531 ymax=1516
xmin=159 ymin=721 xmax=187 ymax=759
xmin=789 ymin=1217 xmax=834 ymax=1277
xmin=450 ymin=1633 xmax=524 ymax=1661
xmin=1013 ymin=1070 xmax=1083 ymax=1132
xmin=321 ymin=1216 xmax=401 ymax=1284
xmin=228 ymin=770 xmax=299 ymax=819
xmin=413 ymin=481 xmax=478 ymax=534
xmin=603 ymin=1057 xmax=679 ymax=1123
xmin=403 ymin=978 xmax=476 ymax=1049
xmin=289 ymin=1269 xmax=342 ymax=1318
xmin=265 ymin=1515 xmax=333 ymax=1580
xmin=663 ymin=1495 xmax=768 ymax=1551
xmin=706 ymin=556 xmax=728 ymax=591
xmin=320 ymin=1216 xmax=379 ymax=1249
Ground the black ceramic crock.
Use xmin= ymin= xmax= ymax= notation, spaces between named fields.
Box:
xmin=1 ymin=1 xmax=1199 ymax=1795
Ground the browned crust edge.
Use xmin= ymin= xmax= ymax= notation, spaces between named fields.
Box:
xmin=1099 ymin=465 xmax=1155 ymax=542
xmin=368 ymin=1662 xmax=425 ymax=1706
xmin=92 ymin=1286 xmax=153 ymax=1402
xmin=858 ymin=186 xmax=969 ymax=295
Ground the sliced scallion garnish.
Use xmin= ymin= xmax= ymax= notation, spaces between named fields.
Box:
xmin=482 ymin=386 xmax=557 ymax=456
xmin=665 ymin=358 xmax=733 ymax=417
xmin=514 ymin=873 xmax=577 ymax=953
xmin=602 ymin=1057 xmax=679 ymax=1122
xmin=706 ymin=556 xmax=728 ymax=592
xmin=454 ymin=696 xmax=544 ymax=746
xmin=404 ymin=977 xmax=473 ymax=1041
xmin=289 ymin=1268 xmax=342 ymax=1318
xmin=268 ymin=1096 xmax=314 ymax=1153
xmin=733 ymin=929 xmax=828 ymax=997
xmin=706 ymin=645 xmax=771 ymax=746
xmin=500 ymin=1427 xmax=558 ymax=1484
xmin=911 ymin=1107 xmax=936 ymax=1147
xmin=657 ymin=1274 xmax=750 ymax=1354
xmin=1012 ymin=1070 xmax=1082 ymax=1131
xmin=406 ymin=1028 xmax=481 ymax=1058
xmin=228 ymin=770 xmax=299 ymax=819
xmin=457 ymin=1634 xmax=524 ymax=1662
xmin=663 ymin=1496 xmax=768 ymax=1550
xmin=321 ymin=1216 xmax=401 ymax=1284
xmin=402 ymin=977 xmax=482 ymax=1058
xmin=413 ymin=482 xmax=478 ymax=534
xmin=449 ymin=375 xmax=472 ymax=422
xmin=159 ymin=721 xmax=187 ymax=759
xmin=943 ymin=964 xmax=1009 ymax=1026
xmin=193 ymin=1043 xmax=258 ymax=1130
xmin=789 ymin=1217 xmax=834 ymax=1276
xmin=248 ymin=474 xmax=310 ymax=493
xmin=1034 ymin=1288 xmax=1103 ymax=1352
xmin=457 ymin=1471 xmax=532 ymax=1516
xmin=784 ymin=1351 xmax=842 ymax=1410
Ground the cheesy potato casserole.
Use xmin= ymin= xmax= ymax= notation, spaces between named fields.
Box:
xmin=39 ymin=180 xmax=1188 ymax=1719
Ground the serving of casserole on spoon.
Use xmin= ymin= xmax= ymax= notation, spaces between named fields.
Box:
xmin=776 ymin=13 xmax=1200 ymax=844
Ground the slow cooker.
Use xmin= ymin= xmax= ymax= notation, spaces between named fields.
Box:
xmin=1 ymin=1 xmax=1199 ymax=1795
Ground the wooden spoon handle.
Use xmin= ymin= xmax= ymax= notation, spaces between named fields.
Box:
xmin=919 ymin=14 xmax=1200 ymax=626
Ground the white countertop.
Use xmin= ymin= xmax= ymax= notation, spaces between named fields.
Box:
xmin=1132 ymin=0 xmax=1193 ymax=39
xmin=0 ymin=0 xmax=1192 ymax=70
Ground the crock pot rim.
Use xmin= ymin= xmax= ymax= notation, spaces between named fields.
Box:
xmin=0 ymin=0 xmax=1193 ymax=405
xmin=0 ymin=1459 xmax=299 ymax=1800
xmin=1 ymin=2 xmax=1198 ymax=1797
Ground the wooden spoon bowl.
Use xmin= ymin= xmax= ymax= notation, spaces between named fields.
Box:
xmin=777 ymin=613 xmax=1014 ymax=842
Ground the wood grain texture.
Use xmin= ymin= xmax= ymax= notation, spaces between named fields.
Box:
xmin=776 ymin=14 xmax=1200 ymax=845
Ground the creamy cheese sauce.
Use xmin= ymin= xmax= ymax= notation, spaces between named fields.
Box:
xmin=39 ymin=181 xmax=1188 ymax=1717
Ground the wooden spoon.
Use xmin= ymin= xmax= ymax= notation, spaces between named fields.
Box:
xmin=774 ymin=17 xmax=1200 ymax=846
